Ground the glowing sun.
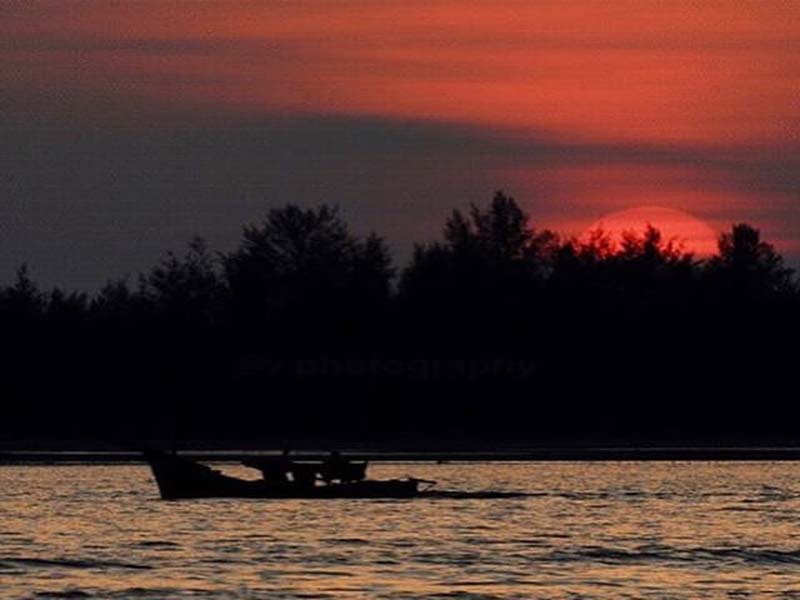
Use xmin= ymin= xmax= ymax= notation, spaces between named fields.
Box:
xmin=586 ymin=206 xmax=718 ymax=257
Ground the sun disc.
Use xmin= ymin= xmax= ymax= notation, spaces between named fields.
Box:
xmin=585 ymin=206 xmax=718 ymax=257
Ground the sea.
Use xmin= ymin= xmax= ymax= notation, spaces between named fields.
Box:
xmin=2 ymin=461 xmax=800 ymax=599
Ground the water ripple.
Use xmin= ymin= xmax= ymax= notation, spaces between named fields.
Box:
xmin=4 ymin=462 xmax=800 ymax=599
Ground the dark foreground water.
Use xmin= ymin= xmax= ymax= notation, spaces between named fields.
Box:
xmin=2 ymin=462 xmax=800 ymax=599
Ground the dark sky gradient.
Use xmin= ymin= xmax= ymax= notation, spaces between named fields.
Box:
xmin=1 ymin=1 xmax=798 ymax=288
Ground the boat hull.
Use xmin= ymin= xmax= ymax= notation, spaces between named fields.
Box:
xmin=145 ymin=450 xmax=420 ymax=500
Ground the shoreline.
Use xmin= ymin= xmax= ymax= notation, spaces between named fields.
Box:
xmin=6 ymin=447 xmax=800 ymax=464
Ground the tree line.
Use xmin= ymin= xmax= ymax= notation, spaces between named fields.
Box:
xmin=2 ymin=192 xmax=798 ymax=445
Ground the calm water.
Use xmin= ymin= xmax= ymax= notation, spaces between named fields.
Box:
xmin=2 ymin=462 xmax=800 ymax=599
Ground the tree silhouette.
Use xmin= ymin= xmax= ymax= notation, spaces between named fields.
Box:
xmin=46 ymin=288 xmax=88 ymax=326
xmin=224 ymin=204 xmax=393 ymax=347
xmin=399 ymin=191 xmax=558 ymax=356
xmin=0 ymin=264 xmax=44 ymax=322
xmin=1 ymin=195 xmax=799 ymax=445
xmin=90 ymin=278 xmax=139 ymax=323
xmin=550 ymin=224 xmax=699 ymax=302
xmin=706 ymin=223 xmax=795 ymax=296
xmin=443 ymin=190 xmax=556 ymax=266
xmin=141 ymin=236 xmax=226 ymax=328
xmin=401 ymin=191 xmax=555 ymax=296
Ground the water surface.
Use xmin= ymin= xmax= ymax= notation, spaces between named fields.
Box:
xmin=2 ymin=462 xmax=800 ymax=598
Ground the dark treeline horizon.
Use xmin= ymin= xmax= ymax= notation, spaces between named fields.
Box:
xmin=2 ymin=191 xmax=799 ymax=447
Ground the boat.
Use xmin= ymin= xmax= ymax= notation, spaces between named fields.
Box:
xmin=144 ymin=449 xmax=427 ymax=500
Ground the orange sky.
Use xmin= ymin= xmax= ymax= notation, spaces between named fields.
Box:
xmin=6 ymin=2 xmax=798 ymax=141
xmin=1 ymin=1 xmax=799 ymax=285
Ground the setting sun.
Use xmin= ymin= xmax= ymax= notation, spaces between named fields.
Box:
xmin=586 ymin=206 xmax=719 ymax=257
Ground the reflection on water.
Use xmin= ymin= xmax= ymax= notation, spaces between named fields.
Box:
xmin=2 ymin=462 xmax=800 ymax=598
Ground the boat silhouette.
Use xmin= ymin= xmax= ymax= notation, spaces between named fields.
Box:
xmin=144 ymin=449 xmax=428 ymax=500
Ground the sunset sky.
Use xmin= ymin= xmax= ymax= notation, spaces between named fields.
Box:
xmin=2 ymin=1 xmax=799 ymax=288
